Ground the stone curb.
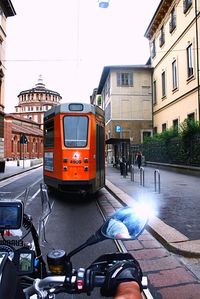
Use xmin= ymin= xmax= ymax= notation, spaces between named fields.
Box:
xmin=146 ymin=161 xmax=200 ymax=172
xmin=105 ymin=179 xmax=200 ymax=258
xmin=0 ymin=163 xmax=43 ymax=182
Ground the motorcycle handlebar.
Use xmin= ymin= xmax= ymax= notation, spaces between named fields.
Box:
xmin=24 ymin=276 xmax=66 ymax=298
xmin=93 ymin=275 xmax=105 ymax=287
xmin=23 ymin=272 xmax=105 ymax=298
xmin=23 ymin=270 xmax=146 ymax=298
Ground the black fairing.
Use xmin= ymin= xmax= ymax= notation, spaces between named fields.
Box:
xmin=0 ymin=254 xmax=25 ymax=299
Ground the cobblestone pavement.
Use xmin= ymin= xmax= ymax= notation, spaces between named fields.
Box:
xmin=106 ymin=164 xmax=200 ymax=241
xmin=98 ymin=187 xmax=200 ymax=299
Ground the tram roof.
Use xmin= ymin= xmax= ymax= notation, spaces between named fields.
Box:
xmin=44 ymin=102 xmax=104 ymax=120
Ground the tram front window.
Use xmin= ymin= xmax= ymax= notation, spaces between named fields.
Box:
xmin=64 ymin=116 xmax=88 ymax=147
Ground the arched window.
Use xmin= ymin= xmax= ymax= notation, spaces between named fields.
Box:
xmin=11 ymin=139 xmax=14 ymax=153
xmin=33 ymin=138 xmax=36 ymax=153
xmin=13 ymin=135 xmax=18 ymax=156
xmin=17 ymin=140 xmax=20 ymax=152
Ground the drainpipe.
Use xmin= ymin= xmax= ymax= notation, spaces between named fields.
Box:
xmin=195 ymin=0 xmax=200 ymax=120
xmin=151 ymin=69 xmax=154 ymax=133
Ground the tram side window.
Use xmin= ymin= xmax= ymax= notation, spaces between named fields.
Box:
xmin=64 ymin=116 xmax=88 ymax=147
xmin=44 ymin=120 xmax=54 ymax=148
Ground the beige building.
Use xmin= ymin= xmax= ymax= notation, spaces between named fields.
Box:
xmin=96 ymin=65 xmax=153 ymax=163
xmin=0 ymin=0 xmax=16 ymax=158
xmin=145 ymin=0 xmax=200 ymax=133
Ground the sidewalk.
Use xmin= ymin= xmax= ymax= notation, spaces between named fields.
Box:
xmin=99 ymin=181 xmax=200 ymax=299
xmin=0 ymin=159 xmax=42 ymax=181
xmin=105 ymin=163 xmax=200 ymax=258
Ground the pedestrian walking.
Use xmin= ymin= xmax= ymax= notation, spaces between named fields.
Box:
xmin=136 ymin=151 xmax=142 ymax=169
xmin=119 ymin=157 xmax=123 ymax=175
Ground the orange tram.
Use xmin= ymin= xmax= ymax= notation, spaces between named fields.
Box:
xmin=43 ymin=102 xmax=105 ymax=194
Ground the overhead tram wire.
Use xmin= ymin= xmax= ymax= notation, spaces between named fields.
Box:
xmin=3 ymin=45 xmax=200 ymax=64
xmin=76 ymin=0 xmax=80 ymax=68
xmin=2 ymin=58 xmax=82 ymax=63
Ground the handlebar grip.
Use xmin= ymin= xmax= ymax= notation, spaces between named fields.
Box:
xmin=85 ymin=270 xmax=106 ymax=292
xmin=23 ymin=285 xmax=36 ymax=298
xmin=93 ymin=275 xmax=105 ymax=287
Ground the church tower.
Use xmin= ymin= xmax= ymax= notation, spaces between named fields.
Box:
xmin=14 ymin=75 xmax=62 ymax=129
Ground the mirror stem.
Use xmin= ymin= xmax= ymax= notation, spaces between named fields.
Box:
xmin=67 ymin=230 xmax=106 ymax=260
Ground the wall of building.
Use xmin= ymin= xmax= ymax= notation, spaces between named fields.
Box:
xmin=106 ymin=119 xmax=152 ymax=144
xmin=147 ymin=0 xmax=200 ymax=132
xmin=98 ymin=66 xmax=153 ymax=163
xmin=4 ymin=115 xmax=43 ymax=160
xmin=104 ymin=67 xmax=153 ymax=144
xmin=153 ymin=91 xmax=197 ymax=132
xmin=0 ymin=1 xmax=16 ymax=158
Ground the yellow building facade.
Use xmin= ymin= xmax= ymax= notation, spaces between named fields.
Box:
xmin=145 ymin=0 xmax=200 ymax=133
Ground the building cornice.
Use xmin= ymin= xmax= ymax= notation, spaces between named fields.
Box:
xmin=151 ymin=15 xmax=199 ymax=69
xmin=5 ymin=113 xmax=39 ymax=125
xmin=97 ymin=64 xmax=153 ymax=94
xmin=18 ymin=88 xmax=62 ymax=97
xmin=0 ymin=0 xmax=16 ymax=17
xmin=144 ymin=0 xmax=174 ymax=39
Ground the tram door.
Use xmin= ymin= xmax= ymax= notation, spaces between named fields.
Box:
xmin=96 ymin=124 xmax=105 ymax=189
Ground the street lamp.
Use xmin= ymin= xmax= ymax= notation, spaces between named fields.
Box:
xmin=98 ymin=0 xmax=110 ymax=8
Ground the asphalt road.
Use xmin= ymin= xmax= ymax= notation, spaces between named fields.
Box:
xmin=0 ymin=168 xmax=117 ymax=299
xmin=46 ymin=191 xmax=118 ymax=299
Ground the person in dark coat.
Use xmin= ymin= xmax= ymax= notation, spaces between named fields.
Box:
xmin=136 ymin=152 xmax=142 ymax=169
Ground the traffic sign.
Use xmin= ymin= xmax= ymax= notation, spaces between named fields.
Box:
xmin=20 ymin=134 xmax=28 ymax=144
xmin=115 ymin=125 xmax=121 ymax=133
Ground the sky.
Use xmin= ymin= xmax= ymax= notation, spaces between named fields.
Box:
xmin=4 ymin=0 xmax=161 ymax=113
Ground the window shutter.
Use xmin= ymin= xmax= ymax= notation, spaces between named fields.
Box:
xmin=129 ymin=73 xmax=133 ymax=86
xmin=117 ymin=73 xmax=121 ymax=86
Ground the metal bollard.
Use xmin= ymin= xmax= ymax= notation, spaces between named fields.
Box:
xmin=120 ymin=162 xmax=123 ymax=176
xmin=130 ymin=164 xmax=134 ymax=181
xmin=154 ymin=169 xmax=161 ymax=193
xmin=140 ymin=167 xmax=145 ymax=186
xmin=123 ymin=162 xmax=127 ymax=178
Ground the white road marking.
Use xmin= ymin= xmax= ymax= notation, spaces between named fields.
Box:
xmin=24 ymin=188 xmax=41 ymax=208
xmin=0 ymin=177 xmax=43 ymax=202
xmin=0 ymin=168 xmax=41 ymax=188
